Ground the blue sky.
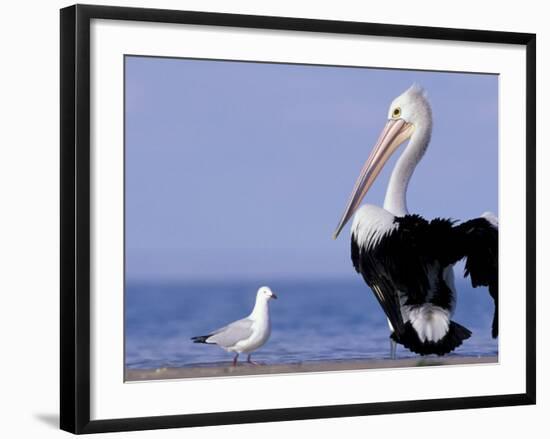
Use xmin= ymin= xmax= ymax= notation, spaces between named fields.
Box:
xmin=125 ymin=56 xmax=498 ymax=281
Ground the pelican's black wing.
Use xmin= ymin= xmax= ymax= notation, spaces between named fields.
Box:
xmin=351 ymin=215 xmax=459 ymax=339
xmin=454 ymin=217 xmax=499 ymax=337
xmin=351 ymin=214 xmax=498 ymax=349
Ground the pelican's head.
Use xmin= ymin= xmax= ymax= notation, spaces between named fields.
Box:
xmin=387 ymin=84 xmax=432 ymax=131
xmin=332 ymin=85 xmax=432 ymax=239
xmin=257 ymin=286 xmax=278 ymax=301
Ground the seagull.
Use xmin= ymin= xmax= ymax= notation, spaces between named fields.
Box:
xmin=191 ymin=286 xmax=277 ymax=366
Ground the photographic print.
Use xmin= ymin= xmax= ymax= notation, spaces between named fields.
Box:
xmin=124 ymin=56 xmax=498 ymax=381
xmin=60 ymin=6 xmax=535 ymax=433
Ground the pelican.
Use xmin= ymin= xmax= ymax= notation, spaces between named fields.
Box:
xmin=333 ymin=85 xmax=498 ymax=357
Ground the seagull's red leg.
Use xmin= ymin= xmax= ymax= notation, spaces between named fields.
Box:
xmin=232 ymin=354 xmax=239 ymax=366
xmin=247 ymin=354 xmax=260 ymax=365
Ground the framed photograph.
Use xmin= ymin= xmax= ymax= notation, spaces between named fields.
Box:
xmin=60 ymin=4 xmax=536 ymax=434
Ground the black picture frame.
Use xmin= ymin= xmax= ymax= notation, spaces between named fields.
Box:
xmin=60 ymin=4 xmax=536 ymax=434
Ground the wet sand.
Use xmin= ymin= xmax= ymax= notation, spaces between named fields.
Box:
xmin=126 ymin=355 xmax=497 ymax=381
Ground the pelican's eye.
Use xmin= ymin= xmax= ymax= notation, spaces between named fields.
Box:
xmin=392 ymin=107 xmax=401 ymax=118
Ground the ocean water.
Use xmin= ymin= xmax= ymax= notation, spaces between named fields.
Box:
xmin=125 ymin=277 xmax=498 ymax=369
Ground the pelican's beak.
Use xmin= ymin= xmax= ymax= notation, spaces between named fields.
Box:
xmin=333 ymin=118 xmax=414 ymax=239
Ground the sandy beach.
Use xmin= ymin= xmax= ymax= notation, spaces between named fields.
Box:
xmin=125 ymin=355 xmax=497 ymax=381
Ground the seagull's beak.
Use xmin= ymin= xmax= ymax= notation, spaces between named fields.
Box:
xmin=271 ymin=292 xmax=278 ymax=300
xmin=332 ymin=118 xmax=414 ymax=239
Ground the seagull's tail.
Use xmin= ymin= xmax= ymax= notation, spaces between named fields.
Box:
xmin=191 ymin=335 xmax=212 ymax=344
xmin=392 ymin=320 xmax=472 ymax=356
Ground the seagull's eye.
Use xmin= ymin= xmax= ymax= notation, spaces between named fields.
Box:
xmin=392 ymin=107 xmax=401 ymax=118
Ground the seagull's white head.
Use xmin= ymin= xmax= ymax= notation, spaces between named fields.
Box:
xmin=333 ymin=84 xmax=433 ymax=238
xmin=257 ymin=286 xmax=278 ymax=301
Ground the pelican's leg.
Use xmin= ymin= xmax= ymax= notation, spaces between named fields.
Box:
xmin=389 ymin=338 xmax=397 ymax=360
xmin=387 ymin=319 xmax=397 ymax=360
xmin=247 ymin=354 xmax=260 ymax=365
xmin=232 ymin=353 xmax=239 ymax=366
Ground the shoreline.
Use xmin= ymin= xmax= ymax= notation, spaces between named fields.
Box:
xmin=126 ymin=355 xmax=497 ymax=381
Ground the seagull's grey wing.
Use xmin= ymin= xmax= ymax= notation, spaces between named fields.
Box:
xmin=207 ymin=318 xmax=254 ymax=348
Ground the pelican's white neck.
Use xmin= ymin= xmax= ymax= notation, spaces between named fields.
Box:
xmin=383 ymin=123 xmax=431 ymax=216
